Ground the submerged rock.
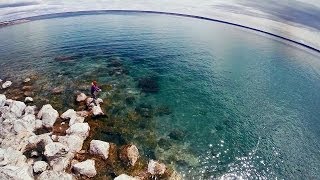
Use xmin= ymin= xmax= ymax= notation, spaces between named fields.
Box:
xmin=51 ymin=86 xmax=64 ymax=95
xmin=2 ymin=81 xmax=12 ymax=89
xmin=72 ymin=159 xmax=97 ymax=178
xmin=89 ymin=140 xmax=110 ymax=160
xmin=138 ymin=76 xmax=159 ymax=93
xmin=168 ymin=129 xmax=186 ymax=141
xmin=23 ymin=78 xmax=31 ymax=83
xmin=119 ymin=144 xmax=139 ymax=166
xmin=147 ymin=160 xmax=166 ymax=175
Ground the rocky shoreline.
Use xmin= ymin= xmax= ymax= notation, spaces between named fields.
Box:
xmin=0 ymin=78 xmax=181 ymax=180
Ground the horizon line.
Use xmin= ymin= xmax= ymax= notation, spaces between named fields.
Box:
xmin=1 ymin=10 xmax=319 ymax=54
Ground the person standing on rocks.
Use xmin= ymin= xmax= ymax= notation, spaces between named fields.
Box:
xmin=91 ymin=80 xmax=101 ymax=105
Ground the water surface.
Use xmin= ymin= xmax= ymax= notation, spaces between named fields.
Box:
xmin=0 ymin=13 xmax=320 ymax=179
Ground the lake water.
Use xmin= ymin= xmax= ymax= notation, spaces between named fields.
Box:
xmin=0 ymin=12 xmax=320 ymax=179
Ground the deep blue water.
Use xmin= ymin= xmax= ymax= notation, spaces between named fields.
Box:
xmin=0 ymin=13 xmax=320 ymax=179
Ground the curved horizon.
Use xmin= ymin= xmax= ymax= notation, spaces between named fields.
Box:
xmin=0 ymin=0 xmax=319 ymax=53
xmin=1 ymin=10 xmax=319 ymax=54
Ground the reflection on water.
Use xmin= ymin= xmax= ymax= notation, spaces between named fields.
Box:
xmin=0 ymin=13 xmax=320 ymax=179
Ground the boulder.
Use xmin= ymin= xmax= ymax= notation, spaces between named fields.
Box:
xmin=1 ymin=132 xmax=33 ymax=152
xmin=114 ymin=174 xmax=137 ymax=180
xmin=60 ymin=109 xmax=76 ymax=120
xmin=89 ymin=140 xmax=110 ymax=160
xmin=38 ymin=170 xmax=73 ymax=180
xmin=13 ymin=116 xmax=35 ymax=134
xmin=35 ymin=120 xmax=43 ymax=129
xmin=66 ymin=123 xmax=90 ymax=139
xmin=120 ymin=145 xmax=139 ymax=166
xmin=69 ymin=116 xmax=84 ymax=126
xmin=9 ymin=101 xmax=26 ymax=118
xmin=44 ymin=142 xmax=69 ymax=159
xmin=2 ymin=81 xmax=12 ymax=89
xmin=61 ymin=109 xmax=85 ymax=126
xmin=58 ymin=135 xmax=84 ymax=153
xmin=28 ymin=133 xmax=53 ymax=148
xmin=0 ymin=147 xmax=27 ymax=167
xmin=24 ymin=106 xmax=36 ymax=115
xmin=147 ymin=160 xmax=166 ymax=175
xmin=49 ymin=152 xmax=74 ymax=172
xmin=33 ymin=161 xmax=48 ymax=173
xmin=92 ymin=105 xmax=104 ymax=116
xmin=37 ymin=104 xmax=59 ymax=128
xmin=24 ymin=97 xmax=33 ymax=103
xmin=72 ymin=159 xmax=96 ymax=178
xmin=76 ymin=93 xmax=87 ymax=102
xmin=0 ymin=165 xmax=33 ymax=180
xmin=0 ymin=94 xmax=6 ymax=107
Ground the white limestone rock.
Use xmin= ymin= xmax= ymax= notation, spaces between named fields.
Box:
xmin=58 ymin=135 xmax=84 ymax=153
xmin=49 ymin=152 xmax=74 ymax=172
xmin=28 ymin=133 xmax=53 ymax=148
xmin=0 ymin=94 xmax=6 ymax=107
xmin=0 ymin=147 xmax=27 ymax=167
xmin=1 ymin=132 xmax=33 ymax=152
xmin=61 ymin=109 xmax=76 ymax=120
xmin=114 ymin=174 xmax=138 ymax=180
xmin=44 ymin=142 xmax=69 ymax=159
xmin=92 ymin=105 xmax=104 ymax=116
xmin=0 ymin=165 xmax=33 ymax=180
xmin=2 ymin=81 xmax=12 ymax=89
xmin=66 ymin=123 xmax=90 ymax=139
xmin=24 ymin=105 xmax=36 ymax=115
xmin=147 ymin=160 xmax=166 ymax=175
xmin=38 ymin=170 xmax=73 ymax=180
xmin=37 ymin=104 xmax=59 ymax=128
xmin=33 ymin=161 xmax=48 ymax=173
xmin=72 ymin=159 xmax=96 ymax=178
xmin=69 ymin=116 xmax=85 ymax=126
xmin=89 ymin=140 xmax=110 ymax=160
xmin=9 ymin=101 xmax=26 ymax=118
xmin=35 ymin=119 xmax=43 ymax=129
xmin=24 ymin=97 xmax=33 ymax=103
xmin=76 ymin=93 xmax=87 ymax=102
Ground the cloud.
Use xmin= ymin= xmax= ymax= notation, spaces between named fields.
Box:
xmin=0 ymin=1 xmax=40 ymax=9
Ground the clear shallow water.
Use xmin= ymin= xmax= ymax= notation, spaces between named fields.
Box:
xmin=0 ymin=13 xmax=320 ymax=179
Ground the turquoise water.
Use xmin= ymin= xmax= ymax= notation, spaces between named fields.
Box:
xmin=1 ymin=13 xmax=320 ymax=179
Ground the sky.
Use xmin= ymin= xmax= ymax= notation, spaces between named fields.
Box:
xmin=0 ymin=0 xmax=319 ymax=50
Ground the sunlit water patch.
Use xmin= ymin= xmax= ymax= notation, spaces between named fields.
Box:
xmin=0 ymin=12 xmax=320 ymax=179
